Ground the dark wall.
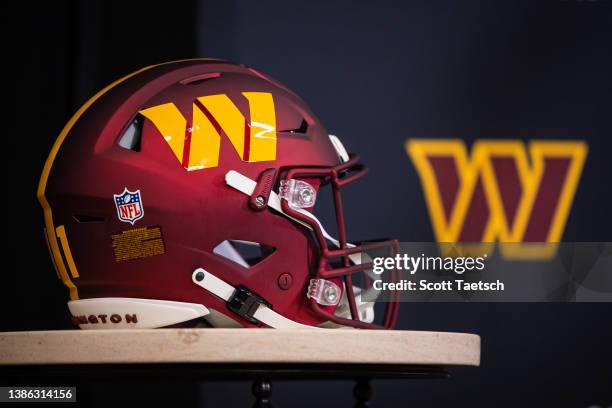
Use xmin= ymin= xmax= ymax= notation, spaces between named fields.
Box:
xmin=8 ymin=1 xmax=612 ymax=407
xmin=196 ymin=2 xmax=612 ymax=407
xmin=10 ymin=0 xmax=197 ymax=331
xmin=199 ymin=0 xmax=612 ymax=243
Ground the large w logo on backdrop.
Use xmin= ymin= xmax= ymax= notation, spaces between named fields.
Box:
xmin=406 ymin=139 xmax=587 ymax=259
xmin=140 ymin=92 xmax=276 ymax=171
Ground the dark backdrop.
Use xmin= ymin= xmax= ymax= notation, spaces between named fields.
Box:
xmin=8 ymin=1 xmax=612 ymax=407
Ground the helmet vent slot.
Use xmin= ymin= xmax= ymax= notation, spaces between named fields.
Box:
xmin=118 ymin=115 xmax=143 ymax=152
xmin=179 ymin=72 xmax=222 ymax=85
xmin=213 ymin=240 xmax=275 ymax=268
xmin=280 ymin=119 xmax=309 ymax=135
xmin=73 ymin=214 xmax=106 ymax=223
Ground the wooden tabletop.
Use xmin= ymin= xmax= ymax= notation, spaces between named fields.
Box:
xmin=0 ymin=329 xmax=480 ymax=367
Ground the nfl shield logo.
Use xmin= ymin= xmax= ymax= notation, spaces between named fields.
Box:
xmin=114 ymin=188 xmax=144 ymax=225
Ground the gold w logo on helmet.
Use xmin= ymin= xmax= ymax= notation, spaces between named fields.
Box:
xmin=140 ymin=92 xmax=276 ymax=171
xmin=406 ymin=139 xmax=587 ymax=259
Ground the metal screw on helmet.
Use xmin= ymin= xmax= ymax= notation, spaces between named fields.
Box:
xmin=277 ymin=273 xmax=293 ymax=290
xmin=194 ymin=271 xmax=205 ymax=282
xmin=254 ymin=196 xmax=265 ymax=208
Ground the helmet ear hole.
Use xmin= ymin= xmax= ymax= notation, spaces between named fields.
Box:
xmin=213 ymin=240 xmax=276 ymax=268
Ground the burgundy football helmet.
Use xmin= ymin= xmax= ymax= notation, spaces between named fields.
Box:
xmin=38 ymin=59 xmax=399 ymax=330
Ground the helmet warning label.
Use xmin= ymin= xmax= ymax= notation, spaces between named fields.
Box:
xmin=111 ymin=225 xmax=165 ymax=262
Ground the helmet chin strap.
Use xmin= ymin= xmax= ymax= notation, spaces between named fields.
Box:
xmin=191 ymin=268 xmax=316 ymax=329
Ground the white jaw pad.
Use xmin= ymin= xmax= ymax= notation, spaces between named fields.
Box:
xmin=68 ymin=298 xmax=209 ymax=330
xmin=191 ymin=268 xmax=316 ymax=329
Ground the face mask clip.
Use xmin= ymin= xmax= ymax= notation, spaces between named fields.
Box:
xmin=249 ymin=168 xmax=278 ymax=211
xmin=307 ymin=278 xmax=341 ymax=306
xmin=279 ymin=179 xmax=317 ymax=209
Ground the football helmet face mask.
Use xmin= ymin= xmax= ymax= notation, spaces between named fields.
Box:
xmin=38 ymin=59 xmax=399 ymax=330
